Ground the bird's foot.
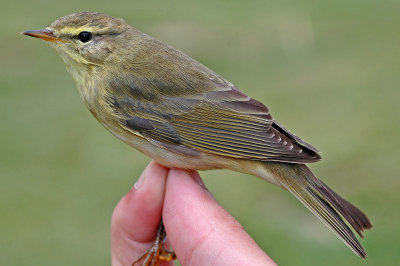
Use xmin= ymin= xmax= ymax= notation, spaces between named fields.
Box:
xmin=132 ymin=221 xmax=176 ymax=266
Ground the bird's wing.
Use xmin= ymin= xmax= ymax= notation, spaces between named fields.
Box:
xmin=105 ymin=74 xmax=321 ymax=163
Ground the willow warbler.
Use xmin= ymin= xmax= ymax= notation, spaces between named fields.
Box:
xmin=23 ymin=12 xmax=372 ymax=265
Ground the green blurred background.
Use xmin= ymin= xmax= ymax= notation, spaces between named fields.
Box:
xmin=1 ymin=0 xmax=399 ymax=265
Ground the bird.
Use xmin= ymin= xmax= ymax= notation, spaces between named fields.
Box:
xmin=22 ymin=11 xmax=372 ymax=265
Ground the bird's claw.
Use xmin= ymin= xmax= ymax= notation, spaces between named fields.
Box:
xmin=132 ymin=221 xmax=176 ymax=266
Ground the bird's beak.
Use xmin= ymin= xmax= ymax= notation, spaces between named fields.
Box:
xmin=22 ymin=29 xmax=62 ymax=43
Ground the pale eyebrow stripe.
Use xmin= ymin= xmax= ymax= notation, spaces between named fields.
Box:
xmin=56 ymin=26 xmax=122 ymax=37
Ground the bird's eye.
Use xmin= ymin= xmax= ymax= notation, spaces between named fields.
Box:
xmin=78 ymin=31 xmax=92 ymax=43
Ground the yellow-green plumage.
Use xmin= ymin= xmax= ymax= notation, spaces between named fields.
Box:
xmin=23 ymin=11 xmax=372 ymax=260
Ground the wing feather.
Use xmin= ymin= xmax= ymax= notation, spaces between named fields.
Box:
xmin=106 ymin=74 xmax=321 ymax=163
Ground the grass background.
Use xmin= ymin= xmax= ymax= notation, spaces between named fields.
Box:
xmin=1 ymin=0 xmax=399 ymax=265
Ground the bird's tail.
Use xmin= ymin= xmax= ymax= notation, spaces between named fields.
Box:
xmin=264 ymin=162 xmax=372 ymax=258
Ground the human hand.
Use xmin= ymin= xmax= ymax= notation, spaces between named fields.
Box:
xmin=111 ymin=161 xmax=276 ymax=266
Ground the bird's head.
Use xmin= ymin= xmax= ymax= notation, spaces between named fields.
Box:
xmin=22 ymin=12 xmax=137 ymax=69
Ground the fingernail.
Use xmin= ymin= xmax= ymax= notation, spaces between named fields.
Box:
xmin=134 ymin=170 xmax=146 ymax=190
xmin=192 ymin=171 xmax=207 ymax=190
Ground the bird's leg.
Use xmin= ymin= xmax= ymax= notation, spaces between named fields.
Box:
xmin=132 ymin=220 xmax=176 ymax=266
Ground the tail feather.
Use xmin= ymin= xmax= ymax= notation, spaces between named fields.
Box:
xmin=267 ymin=162 xmax=372 ymax=259
xmin=317 ymin=180 xmax=372 ymax=237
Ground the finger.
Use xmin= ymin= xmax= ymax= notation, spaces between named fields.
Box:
xmin=163 ymin=169 xmax=276 ymax=266
xmin=111 ymin=161 xmax=171 ymax=266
